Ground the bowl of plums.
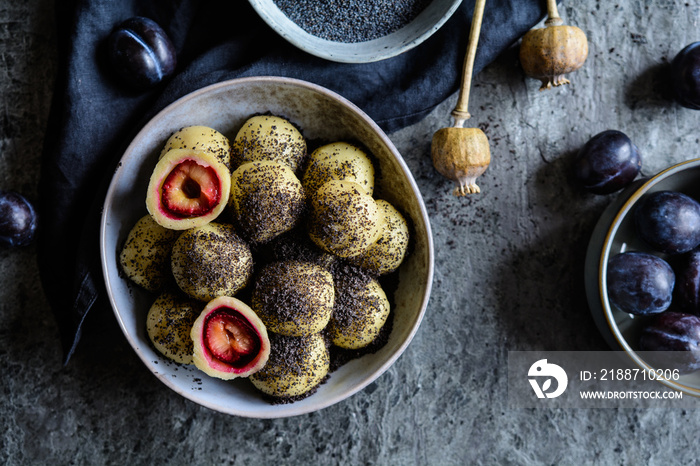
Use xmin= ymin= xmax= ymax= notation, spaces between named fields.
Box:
xmin=586 ymin=158 xmax=700 ymax=396
xmin=100 ymin=76 xmax=434 ymax=418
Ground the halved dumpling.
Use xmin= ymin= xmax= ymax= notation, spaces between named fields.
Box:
xmin=146 ymin=148 xmax=231 ymax=230
xmin=191 ymin=296 xmax=270 ymax=380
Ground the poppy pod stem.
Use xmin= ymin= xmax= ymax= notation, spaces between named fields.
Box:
xmin=451 ymin=0 xmax=486 ymax=128
xmin=546 ymin=0 xmax=563 ymax=26
xmin=431 ymin=0 xmax=491 ymax=196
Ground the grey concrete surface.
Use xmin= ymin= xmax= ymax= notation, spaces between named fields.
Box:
xmin=2 ymin=0 xmax=700 ymax=464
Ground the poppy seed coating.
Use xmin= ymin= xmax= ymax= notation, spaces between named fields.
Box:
xmin=328 ymin=270 xmax=390 ymax=349
xmin=230 ymin=160 xmax=306 ymax=244
xmin=249 ymin=332 xmax=330 ymax=399
xmin=147 ymin=291 xmax=202 ymax=364
xmin=232 ymin=115 xmax=306 ymax=172
xmin=119 ymin=214 xmax=180 ymax=291
xmin=171 ymin=222 xmax=253 ymax=301
xmin=302 ymin=142 xmax=375 ymax=197
xmin=252 ymin=261 xmax=335 ymax=336
xmin=308 ymin=180 xmax=382 ymax=258
xmin=350 ymin=199 xmax=409 ymax=275
xmin=159 ymin=125 xmax=232 ymax=169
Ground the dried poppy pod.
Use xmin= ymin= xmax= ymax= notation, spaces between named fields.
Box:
xmin=520 ymin=2 xmax=588 ymax=90
xmin=431 ymin=0 xmax=491 ymax=196
xmin=432 ymin=127 xmax=490 ymax=195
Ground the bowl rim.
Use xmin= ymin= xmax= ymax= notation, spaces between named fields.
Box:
xmin=99 ymin=75 xmax=435 ymax=417
xmin=247 ymin=0 xmax=462 ymax=63
xmin=598 ymin=158 xmax=700 ymax=396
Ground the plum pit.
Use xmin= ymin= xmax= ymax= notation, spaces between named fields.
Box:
xmin=161 ymin=160 xmax=221 ymax=218
xmin=182 ymin=177 xmax=202 ymax=199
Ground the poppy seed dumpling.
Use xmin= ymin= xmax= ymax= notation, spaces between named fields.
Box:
xmin=308 ymin=180 xmax=382 ymax=258
xmin=328 ymin=274 xmax=390 ymax=350
xmin=147 ymin=291 xmax=202 ymax=364
xmin=351 ymin=199 xmax=409 ymax=275
xmin=232 ymin=115 xmax=306 ymax=172
xmin=249 ymin=332 xmax=330 ymax=399
xmin=302 ymin=142 xmax=375 ymax=197
xmin=252 ymin=261 xmax=334 ymax=337
xmin=229 ymin=160 xmax=306 ymax=244
xmin=119 ymin=214 xmax=180 ymax=291
xmin=171 ymin=222 xmax=253 ymax=301
xmin=159 ymin=125 xmax=232 ymax=168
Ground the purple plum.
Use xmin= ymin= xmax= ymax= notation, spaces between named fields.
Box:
xmin=607 ymin=251 xmax=674 ymax=316
xmin=0 ymin=191 xmax=37 ymax=247
xmin=573 ymin=130 xmax=641 ymax=195
xmin=634 ymin=191 xmax=700 ymax=255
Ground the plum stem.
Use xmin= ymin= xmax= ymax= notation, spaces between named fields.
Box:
xmin=545 ymin=0 xmax=564 ymax=26
xmin=451 ymin=0 xmax=486 ymax=128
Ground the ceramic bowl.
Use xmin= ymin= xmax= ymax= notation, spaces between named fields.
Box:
xmin=247 ymin=0 xmax=462 ymax=63
xmin=100 ymin=76 xmax=434 ymax=418
xmin=585 ymin=158 xmax=700 ymax=395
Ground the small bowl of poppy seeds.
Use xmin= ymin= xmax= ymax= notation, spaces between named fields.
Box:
xmin=248 ymin=0 xmax=462 ymax=63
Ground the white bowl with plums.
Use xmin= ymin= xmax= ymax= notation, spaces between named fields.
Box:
xmin=586 ymin=158 xmax=700 ymax=396
xmin=100 ymin=76 xmax=434 ymax=418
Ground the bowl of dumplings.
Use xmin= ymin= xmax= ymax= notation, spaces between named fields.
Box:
xmin=100 ymin=76 xmax=434 ymax=418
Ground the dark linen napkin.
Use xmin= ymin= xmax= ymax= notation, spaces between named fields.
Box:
xmin=39 ymin=0 xmax=549 ymax=363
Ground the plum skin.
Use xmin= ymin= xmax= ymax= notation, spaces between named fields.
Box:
xmin=0 ymin=191 xmax=37 ymax=247
xmin=674 ymin=247 xmax=700 ymax=314
xmin=607 ymin=251 xmax=675 ymax=316
xmin=671 ymin=42 xmax=700 ymax=110
xmin=107 ymin=17 xmax=176 ymax=90
xmin=634 ymin=191 xmax=700 ymax=255
xmin=639 ymin=312 xmax=700 ymax=374
xmin=572 ymin=130 xmax=641 ymax=195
